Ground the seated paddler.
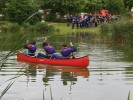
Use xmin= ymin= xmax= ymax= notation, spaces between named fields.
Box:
xmin=50 ymin=42 xmax=77 ymax=59
xmin=37 ymin=37 xmax=55 ymax=58
xmin=24 ymin=40 xmax=37 ymax=56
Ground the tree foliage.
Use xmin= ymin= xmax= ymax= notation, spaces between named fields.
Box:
xmin=84 ymin=0 xmax=103 ymax=13
xmin=40 ymin=0 xmax=85 ymax=15
xmin=106 ymin=0 xmax=125 ymax=14
xmin=5 ymin=0 xmax=41 ymax=25
xmin=123 ymin=0 xmax=133 ymax=10
xmin=0 ymin=0 xmax=131 ymax=24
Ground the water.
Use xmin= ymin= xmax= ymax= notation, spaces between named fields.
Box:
xmin=0 ymin=33 xmax=133 ymax=100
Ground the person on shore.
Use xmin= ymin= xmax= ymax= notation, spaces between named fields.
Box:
xmin=66 ymin=14 xmax=70 ymax=26
xmin=50 ymin=42 xmax=77 ymax=59
xmin=72 ymin=16 xmax=77 ymax=29
xmin=24 ymin=40 xmax=37 ymax=56
xmin=37 ymin=37 xmax=55 ymax=58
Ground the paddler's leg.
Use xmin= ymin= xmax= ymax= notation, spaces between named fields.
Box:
xmin=50 ymin=54 xmax=62 ymax=59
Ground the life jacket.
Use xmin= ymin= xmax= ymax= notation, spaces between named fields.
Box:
xmin=61 ymin=47 xmax=72 ymax=57
xmin=44 ymin=46 xmax=55 ymax=55
xmin=28 ymin=44 xmax=37 ymax=53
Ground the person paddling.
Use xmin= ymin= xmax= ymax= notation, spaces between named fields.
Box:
xmin=24 ymin=40 xmax=37 ymax=56
xmin=50 ymin=42 xmax=77 ymax=59
xmin=37 ymin=37 xmax=55 ymax=58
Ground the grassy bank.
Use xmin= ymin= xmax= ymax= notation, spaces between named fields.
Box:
xmin=0 ymin=21 xmax=100 ymax=35
xmin=0 ymin=22 xmax=55 ymax=34
xmin=52 ymin=23 xmax=100 ymax=35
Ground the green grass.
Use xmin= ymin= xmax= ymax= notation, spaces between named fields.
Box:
xmin=53 ymin=23 xmax=100 ymax=35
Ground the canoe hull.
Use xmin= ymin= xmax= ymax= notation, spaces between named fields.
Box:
xmin=17 ymin=52 xmax=89 ymax=67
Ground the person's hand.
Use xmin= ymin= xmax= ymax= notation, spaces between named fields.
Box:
xmin=44 ymin=37 xmax=47 ymax=41
xmin=26 ymin=40 xmax=29 ymax=44
xmin=70 ymin=42 xmax=73 ymax=46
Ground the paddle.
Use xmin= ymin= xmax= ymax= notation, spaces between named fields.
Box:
xmin=69 ymin=37 xmax=75 ymax=58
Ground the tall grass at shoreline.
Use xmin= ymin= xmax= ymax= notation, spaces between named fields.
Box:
xmin=0 ymin=22 xmax=55 ymax=33
xmin=99 ymin=17 xmax=133 ymax=50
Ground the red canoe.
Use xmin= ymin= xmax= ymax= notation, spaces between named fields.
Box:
xmin=17 ymin=52 xmax=89 ymax=67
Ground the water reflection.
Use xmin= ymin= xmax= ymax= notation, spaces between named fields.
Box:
xmin=2 ymin=32 xmax=133 ymax=100
xmin=17 ymin=61 xmax=90 ymax=86
xmin=123 ymin=66 xmax=133 ymax=82
xmin=67 ymin=31 xmax=91 ymax=40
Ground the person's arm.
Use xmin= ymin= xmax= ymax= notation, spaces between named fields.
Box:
xmin=42 ymin=37 xmax=48 ymax=48
xmin=70 ymin=42 xmax=73 ymax=47
xmin=44 ymin=37 xmax=47 ymax=42
xmin=24 ymin=40 xmax=29 ymax=49
xmin=70 ymin=42 xmax=77 ymax=52
xmin=26 ymin=40 xmax=29 ymax=44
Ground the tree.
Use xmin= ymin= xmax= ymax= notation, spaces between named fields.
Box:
xmin=106 ymin=0 xmax=126 ymax=14
xmin=1 ymin=0 xmax=130 ymax=23
xmin=5 ymin=0 xmax=41 ymax=25
xmin=40 ymin=0 xmax=85 ymax=15
xmin=84 ymin=0 xmax=103 ymax=13
xmin=123 ymin=0 xmax=133 ymax=10
xmin=0 ymin=0 xmax=11 ymax=18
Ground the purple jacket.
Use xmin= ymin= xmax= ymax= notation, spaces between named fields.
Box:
xmin=61 ymin=46 xmax=77 ymax=57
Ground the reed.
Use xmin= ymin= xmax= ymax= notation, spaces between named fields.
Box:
xmin=0 ymin=66 xmax=25 ymax=86
xmin=99 ymin=17 xmax=133 ymax=49
xmin=127 ymin=91 xmax=130 ymax=100
xmin=43 ymin=89 xmax=45 ymax=100
xmin=0 ymin=37 xmax=9 ymax=52
xmin=0 ymin=31 xmax=29 ymax=99
xmin=50 ymin=86 xmax=53 ymax=100
xmin=0 ymin=80 xmax=16 ymax=99
xmin=0 ymin=55 xmax=29 ymax=100
xmin=0 ymin=33 xmax=26 ymax=69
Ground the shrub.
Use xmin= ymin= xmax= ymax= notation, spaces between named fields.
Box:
xmin=111 ymin=17 xmax=133 ymax=44
xmin=35 ymin=22 xmax=49 ymax=33
xmin=22 ymin=23 xmax=35 ymax=32
xmin=8 ymin=23 xmax=20 ymax=32
xmin=99 ymin=22 xmax=112 ymax=38
xmin=48 ymin=25 xmax=55 ymax=32
xmin=35 ymin=22 xmax=56 ymax=33
xmin=100 ymin=17 xmax=133 ymax=50
xmin=0 ymin=22 xmax=20 ymax=32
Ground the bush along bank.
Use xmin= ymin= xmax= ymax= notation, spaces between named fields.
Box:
xmin=99 ymin=17 xmax=133 ymax=50
xmin=0 ymin=21 xmax=56 ymax=33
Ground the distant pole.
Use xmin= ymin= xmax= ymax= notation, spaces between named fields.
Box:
xmin=38 ymin=9 xmax=52 ymax=23
xmin=0 ymin=14 xmax=3 ymax=32
xmin=131 ymin=7 xmax=133 ymax=19
xmin=38 ymin=10 xmax=45 ymax=22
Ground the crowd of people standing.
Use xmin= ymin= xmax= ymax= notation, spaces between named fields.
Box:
xmin=65 ymin=12 xmax=119 ymax=29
